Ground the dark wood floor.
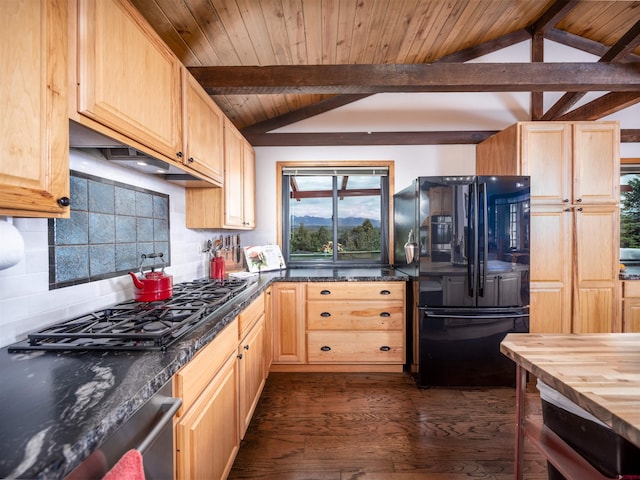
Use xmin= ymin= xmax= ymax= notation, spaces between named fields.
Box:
xmin=229 ymin=372 xmax=548 ymax=480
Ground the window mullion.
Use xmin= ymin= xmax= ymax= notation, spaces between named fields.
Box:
xmin=332 ymin=175 xmax=339 ymax=262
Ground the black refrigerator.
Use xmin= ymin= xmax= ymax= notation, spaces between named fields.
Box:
xmin=394 ymin=176 xmax=530 ymax=387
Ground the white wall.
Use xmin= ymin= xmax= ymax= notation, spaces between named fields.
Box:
xmin=0 ymin=149 xmax=219 ymax=347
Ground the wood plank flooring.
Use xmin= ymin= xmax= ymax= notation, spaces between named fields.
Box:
xmin=229 ymin=372 xmax=548 ymax=480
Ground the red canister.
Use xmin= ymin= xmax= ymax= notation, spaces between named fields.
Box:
xmin=210 ymin=253 xmax=225 ymax=280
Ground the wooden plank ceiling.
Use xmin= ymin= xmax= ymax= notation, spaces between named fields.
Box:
xmin=130 ymin=0 xmax=640 ymax=146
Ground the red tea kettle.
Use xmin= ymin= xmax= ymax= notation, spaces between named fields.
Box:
xmin=129 ymin=253 xmax=173 ymax=302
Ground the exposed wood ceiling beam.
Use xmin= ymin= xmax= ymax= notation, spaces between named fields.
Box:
xmin=623 ymin=130 xmax=640 ymax=143
xmin=544 ymin=28 xmax=640 ymax=63
xmin=241 ymin=95 xmax=371 ymax=134
xmin=543 ymin=19 xmax=640 ymax=120
xmin=528 ymin=0 xmax=579 ymax=120
xmin=556 ymin=92 xmax=640 ymax=121
xmin=241 ymin=29 xmax=533 ymax=135
xmin=190 ymin=63 xmax=640 ymax=95
xmin=527 ymin=0 xmax=579 ymax=35
xmin=246 ymin=129 xmax=640 ymax=147
xmin=530 ymin=34 xmax=545 ymax=121
xmin=434 ymin=29 xmax=530 ymax=63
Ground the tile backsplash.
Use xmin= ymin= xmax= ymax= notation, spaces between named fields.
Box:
xmin=49 ymin=171 xmax=171 ymax=289
xmin=0 ymin=149 xmax=236 ymax=348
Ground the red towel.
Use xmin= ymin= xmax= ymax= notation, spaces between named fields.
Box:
xmin=102 ymin=449 xmax=145 ymax=480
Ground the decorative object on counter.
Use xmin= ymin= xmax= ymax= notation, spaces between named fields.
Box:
xmin=403 ymin=229 xmax=418 ymax=264
xmin=0 ymin=218 xmax=25 ymax=270
xmin=244 ymin=244 xmax=286 ymax=273
xmin=129 ymin=253 xmax=173 ymax=302
xmin=211 ymin=250 xmax=225 ymax=280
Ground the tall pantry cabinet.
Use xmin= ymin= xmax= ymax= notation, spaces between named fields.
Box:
xmin=476 ymin=121 xmax=620 ymax=334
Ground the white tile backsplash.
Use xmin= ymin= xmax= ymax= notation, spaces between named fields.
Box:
xmin=0 ymin=149 xmax=223 ymax=348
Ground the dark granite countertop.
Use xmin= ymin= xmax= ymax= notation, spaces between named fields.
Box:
xmin=0 ymin=267 xmax=407 ymax=479
xmin=620 ymin=266 xmax=640 ymax=281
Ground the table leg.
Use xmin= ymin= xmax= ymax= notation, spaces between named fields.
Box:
xmin=514 ymin=364 xmax=526 ymax=480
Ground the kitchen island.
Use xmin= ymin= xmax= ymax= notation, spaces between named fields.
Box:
xmin=0 ymin=267 xmax=406 ymax=479
xmin=500 ymin=333 xmax=640 ymax=480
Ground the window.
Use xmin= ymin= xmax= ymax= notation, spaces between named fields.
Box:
xmin=621 ymin=162 xmax=640 ymax=264
xmin=278 ymin=162 xmax=392 ymax=266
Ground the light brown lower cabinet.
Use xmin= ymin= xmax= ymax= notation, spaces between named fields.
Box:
xmin=175 ymin=353 xmax=239 ymax=480
xmin=174 ymin=292 xmax=269 ymax=479
xmin=622 ymin=281 xmax=640 ymax=332
xmin=271 ymin=282 xmax=306 ymax=364
xmin=174 ymin=319 xmax=240 ymax=480
xmin=238 ymin=314 xmax=266 ymax=438
xmin=271 ymin=281 xmax=406 ymax=372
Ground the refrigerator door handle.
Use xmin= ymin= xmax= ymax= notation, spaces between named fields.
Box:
xmin=478 ymin=182 xmax=488 ymax=297
xmin=467 ymin=182 xmax=474 ymax=297
xmin=418 ymin=309 xmax=529 ymax=320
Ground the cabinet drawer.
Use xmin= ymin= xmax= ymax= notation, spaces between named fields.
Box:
xmin=307 ymin=301 xmax=404 ymax=330
xmin=307 ymin=282 xmax=405 ymax=300
xmin=239 ymin=292 xmax=265 ymax=339
xmin=307 ymin=331 xmax=404 ymax=363
xmin=623 ymin=281 xmax=640 ymax=298
xmin=174 ymin=318 xmax=239 ymax=413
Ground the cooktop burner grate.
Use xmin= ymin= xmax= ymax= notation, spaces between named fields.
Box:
xmin=8 ymin=278 xmax=250 ymax=352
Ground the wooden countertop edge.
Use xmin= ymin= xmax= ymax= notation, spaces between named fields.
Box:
xmin=500 ymin=333 xmax=640 ymax=448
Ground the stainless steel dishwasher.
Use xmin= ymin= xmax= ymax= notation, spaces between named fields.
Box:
xmin=66 ymin=379 xmax=181 ymax=479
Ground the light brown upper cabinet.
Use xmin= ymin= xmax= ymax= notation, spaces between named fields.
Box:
xmin=0 ymin=0 xmax=70 ymax=218
xmin=74 ymin=0 xmax=182 ymax=161
xmin=70 ymin=0 xmax=224 ymax=186
xmin=186 ymin=120 xmax=256 ymax=229
xmin=477 ymin=121 xmax=620 ymax=334
xmin=182 ymin=71 xmax=224 ymax=186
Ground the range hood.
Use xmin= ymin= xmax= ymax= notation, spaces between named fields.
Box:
xmin=69 ymin=121 xmax=202 ymax=182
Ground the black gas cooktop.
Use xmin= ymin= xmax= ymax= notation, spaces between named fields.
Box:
xmin=8 ymin=278 xmax=250 ymax=352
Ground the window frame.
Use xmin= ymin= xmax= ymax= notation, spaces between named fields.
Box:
xmin=276 ymin=160 xmax=395 ymax=267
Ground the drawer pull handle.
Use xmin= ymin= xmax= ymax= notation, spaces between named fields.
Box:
xmin=380 ymin=346 xmax=391 ymax=352
xmin=237 ymin=353 xmax=243 ymax=359
xmin=320 ymin=312 xmax=331 ymax=317
xmin=320 ymin=290 xmax=332 ymax=295
xmin=380 ymin=290 xmax=391 ymax=295
xmin=244 ymin=344 xmax=250 ymax=350
xmin=380 ymin=312 xmax=390 ymax=317
xmin=320 ymin=346 xmax=332 ymax=351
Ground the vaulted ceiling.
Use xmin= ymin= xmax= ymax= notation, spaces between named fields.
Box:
xmin=130 ymin=0 xmax=640 ymax=146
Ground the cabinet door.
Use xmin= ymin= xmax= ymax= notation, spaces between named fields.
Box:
xmin=573 ymin=205 xmax=620 ymax=333
xmin=623 ymin=298 xmax=640 ymax=332
xmin=271 ymin=283 xmax=306 ymax=363
xmin=223 ymin=119 xmax=245 ymax=227
xmin=238 ymin=316 xmax=266 ymax=438
xmin=175 ymin=353 xmax=239 ymax=480
xmin=242 ymin=141 xmax=256 ymax=228
xmin=77 ymin=0 xmax=182 ymax=161
xmin=529 ymin=205 xmax=572 ymax=333
xmin=520 ymin=123 xmax=572 ymax=205
xmin=0 ymin=0 xmax=69 ymax=217
xmin=572 ymin=122 xmax=620 ymax=205
xmin=183 ymin=72 xmax=224 ymax=185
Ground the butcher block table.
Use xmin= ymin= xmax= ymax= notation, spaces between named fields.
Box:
xmin=500 ymin=333 xmax=640 ymax=480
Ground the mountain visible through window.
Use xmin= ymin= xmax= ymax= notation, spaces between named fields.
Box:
xmin=281 ymin=166 xmax=389 ymax=266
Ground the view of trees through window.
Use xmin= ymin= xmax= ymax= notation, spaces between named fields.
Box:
xmin=621 ymin=173 xmax=640 ymax=249
xmin=283 ymin=168 xmax=388 ymax=264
